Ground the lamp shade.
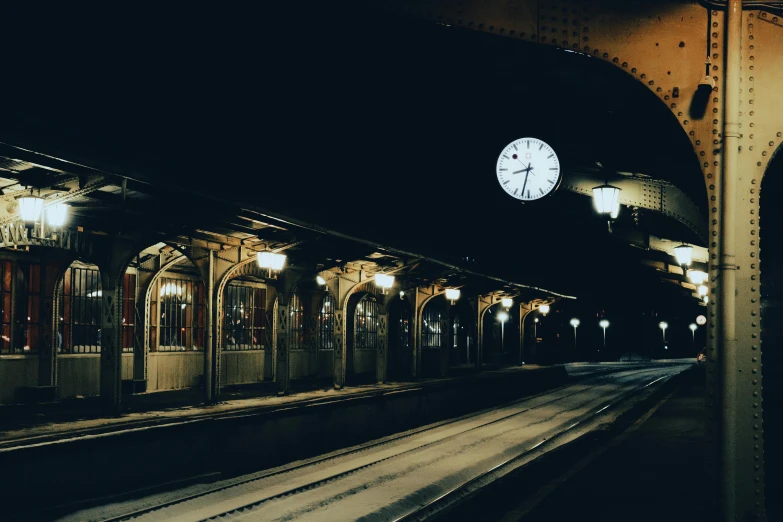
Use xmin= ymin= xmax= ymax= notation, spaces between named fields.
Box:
xmin=501 ymin=297 xmax=513 ymax=308
xmin=659 ymin=321 xmax=668 ymax=330
xmin=316 ymin=275 xmax=326 ymax=285
xmin=497 ymin=311 xmax=509 ymax=322
xmin=375 ymin=273 xmax=395 ymax=289
xmin=592 ymin=184 xmax=621 ymax=215
xmin=599 ymin=319 xmax=609 ymax=328
xmin=46 ymin=203 xmax=69 ymax=227
xmin=257 ymin=251 xmax=286 ymax=271
xmin=18 ymin=195 xmax=44 ymax=223
xmin=445 ymin=288 xmax=461 ymax=302
xmin=539 ymin=304 xmax=550 ymax=315
xmin=570 ymin=318 xmax=580 ymax=327
xmin=689 ymin=323 xmax=698 ymax=331
xmin=687 ymin=269 xmax=708 ymax=285
xmin=673 ymin=244 xmax=694 ymax=266
xmin=698 ymin=284 xmax=708 ymax=297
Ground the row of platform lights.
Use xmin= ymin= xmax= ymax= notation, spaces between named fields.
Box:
xmin=17 ymin=189 xmax=70 ymax=233
xmin=592 ymin=184 xmax=709 ymax=304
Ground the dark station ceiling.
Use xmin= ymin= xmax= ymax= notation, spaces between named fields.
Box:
xmin=0 ymin=4 xmax=707 ymax=304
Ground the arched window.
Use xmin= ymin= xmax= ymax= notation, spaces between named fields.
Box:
xmin=318 ymin=294 xmax=335 ymax=350
xmin=223 ymin=284 xmax=266 ymax=350
xmin=289 ymin=293 xmax=305 ymax=350
xmin=355 ymin=295 xmax=378 ymax=350
xmin=59 ymin=265 xmax=101 ymax=353
xmin=422 ymin=301 xmax=443 ymax=349
xmin=150 ymin=277 xmax=205 ymax=351
xmin=399 ymin=304 xmax=411 ymax=350
xmin=122 ymin=272 xmax=136 ymax=353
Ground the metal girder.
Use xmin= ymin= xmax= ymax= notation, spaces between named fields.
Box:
xmin=0 ymin=223 xmax=93 ymax=256
xmin=563 ymin=171 xmax=708 ymax=243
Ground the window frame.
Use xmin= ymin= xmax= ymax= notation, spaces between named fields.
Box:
xmin=223 ymin=283 xmax=266 ymax=351
xmin=355 ymin=294 xmax=379 ymax=351
xmin=318 ymin=294 xmax=335 ymax=351
xmin=150 ymin=276 xmax=205 ymax=352
xmin=58 ymin=265 xmax=102 ymax=354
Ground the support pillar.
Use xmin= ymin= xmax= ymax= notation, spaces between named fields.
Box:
xmin=94 ymin=240 xmax=134 ymax=416
xmin=719 ymin=2 xmax=741 ymax=520
xmin=333 ymin=305 xmax=345 ymax=389
xmin=519 ymin=304 xmax=532 ymax=365
xmin=439 ymin=314 xmax=450 ymax=376
xmin=273 ymin=271 xmax=298 ymax=396
xmin=474 ymin=295 xmax=493 ymax=370
xmin=204 ymin=250 xmax=216 ymax=403
xmin=38 ymin=262 xmax=62 ymax=387
xmin=377 ymin=311 xmax=388 ymax=383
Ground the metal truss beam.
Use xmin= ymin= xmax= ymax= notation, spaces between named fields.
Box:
xmin=563 ymin=171 xmax=708 ymax=243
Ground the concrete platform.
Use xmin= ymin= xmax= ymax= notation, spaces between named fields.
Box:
xmin=518 ymin=364 xmax=713 ymax=522
xmin=0 ymin=365 xmax=568 ymax=519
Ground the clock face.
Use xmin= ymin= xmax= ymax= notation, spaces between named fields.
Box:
xmin=496 ymin=137 xmax=561 ymax=201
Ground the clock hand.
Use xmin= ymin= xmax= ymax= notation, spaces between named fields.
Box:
xmin=521 ymin=170 xmax=530 ymax=196
xmin=512 ymin=169 xmax=526 ymax=174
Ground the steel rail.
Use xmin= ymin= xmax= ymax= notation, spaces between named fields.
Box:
xmin=390 ymin=373 xmax=671 ymax=522
xmin=98 ymin=369 xmax=658 ymax=522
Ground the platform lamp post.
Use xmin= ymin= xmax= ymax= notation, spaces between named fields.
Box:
xmin=689 ymin=323 xmax=698 ymax=350
xmin=658 ymin=321 xmax=668 ymax=356
xmin=599 ymin=319 xmax=609 ymax=355
xmin=592 ymin=183 xmax=621 ymax=232
xmin=498 ymin=311 xmax=508 ymax=356
xmin=534 ymin=317 xmax=539 ymax=339
xmin=570 ymin=318 xmax=580 ymax=354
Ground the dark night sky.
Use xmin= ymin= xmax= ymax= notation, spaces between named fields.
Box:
xmin=0 ymin=4 xmax=711 ymax=338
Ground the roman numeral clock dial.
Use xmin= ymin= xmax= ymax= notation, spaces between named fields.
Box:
xmin=496 ymin=137 xmax=561 ymax=202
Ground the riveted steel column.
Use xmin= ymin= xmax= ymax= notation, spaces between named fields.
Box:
xmin=204 ymin=250 xmax=215 ymax=403
xmin=719 ymin=1 xmax=741 ymax=520
xmin=519 ymin=305 xmax=532 ymax=365
xmin=377 ymin=311 xmax=388 ymax=383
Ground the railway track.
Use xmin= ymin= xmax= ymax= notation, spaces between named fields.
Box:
xmin=64 ymin=364 xmax=689 ymax=522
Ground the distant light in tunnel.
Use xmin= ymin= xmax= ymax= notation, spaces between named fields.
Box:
xmin=592 ymin=184 xmax=621 ymax=217
xmin=687 ymin=270 xmax=708 ymax=285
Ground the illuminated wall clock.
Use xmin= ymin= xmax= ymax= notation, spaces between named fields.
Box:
xmin=496 ymin=137 xmax=561 ymax=201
